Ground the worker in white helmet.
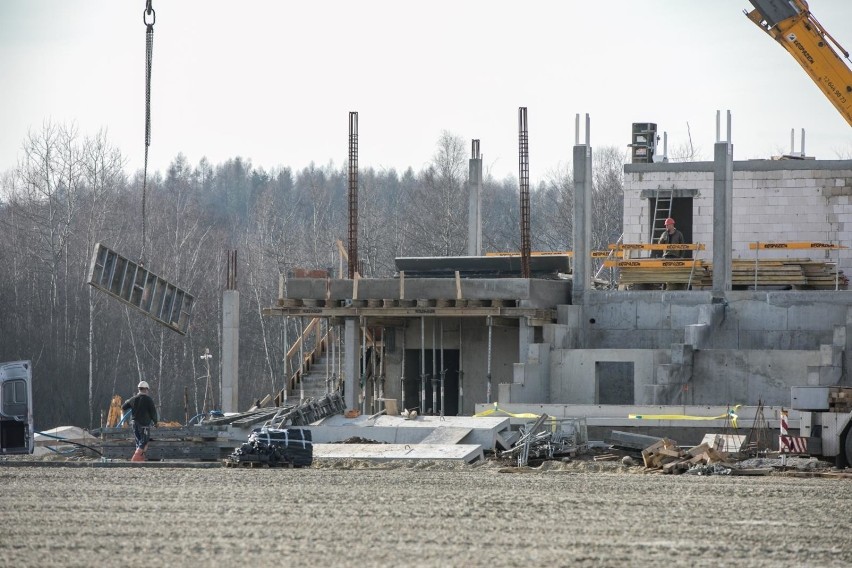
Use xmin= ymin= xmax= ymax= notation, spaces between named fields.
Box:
xmin=121 ymin=380 xmax=159 ymax=462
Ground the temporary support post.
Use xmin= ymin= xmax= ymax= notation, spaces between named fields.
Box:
xmin=282 ymin=315 xmax=290 ymax=405
xmin=457 ymin=319 xmax=464 ymax=415
xmin=327 ymin=323 xmax=334 ymax=394
xmin=439 ymin=319 xmax=445 ymax=417
xmin=431 ymin=320 xmax=438 ymax=415
xmin=378 ymin=327 xmax=385 ymax=404
xmin=371 ymin=327 xmax=378 ymax=414
xmin=400 ymin=328 xmax=406 ymax=412
xmin=361 ymin=318 xmax=368 ymax=415
xmin=420 ymin=317 xmax=427 ymax=414
xmin=486 ymin=316 xmax=493 ymax=404
xmin=299 ymin=317 xmax=305 ymax=403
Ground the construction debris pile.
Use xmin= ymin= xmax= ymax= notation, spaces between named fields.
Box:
xmin=500 ymin=414 xmax=588 ymax=467
xmin=226 ymin=427 xmax=313 ymax=468
xmin=641 ymin=438 xmax=732 ymax=474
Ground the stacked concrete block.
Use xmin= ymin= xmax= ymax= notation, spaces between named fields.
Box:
xmin=500 ymin=343 xmax=551 ymax=404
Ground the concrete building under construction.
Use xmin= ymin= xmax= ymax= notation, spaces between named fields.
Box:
xmin=253 ymin=113 xmax=851 ymax=453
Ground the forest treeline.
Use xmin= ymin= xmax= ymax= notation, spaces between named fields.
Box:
xmin=0 ymin=122 xmax=626 ymax=430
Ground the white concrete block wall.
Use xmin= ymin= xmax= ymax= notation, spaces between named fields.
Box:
xmin=624 ymin=163 xmax=852 ymax=273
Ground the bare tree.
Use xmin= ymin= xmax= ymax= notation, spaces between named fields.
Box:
xmin=401 ymin=132 xmax=468 ymax=256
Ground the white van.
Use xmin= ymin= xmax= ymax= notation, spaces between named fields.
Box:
xmin=0 ymin=360 xmax=34 ymax=455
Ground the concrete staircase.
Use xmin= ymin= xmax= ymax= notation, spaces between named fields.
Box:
xmin=292 ymin=351 xmax=336 ymax=400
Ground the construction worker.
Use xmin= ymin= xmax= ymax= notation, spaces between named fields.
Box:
xmin=657 ymin=217 xmax=685 ymax=258
xmin=654 ymin=217 xmax=688 ymax=290
xmin=122 ymin=380 xmax=159 ymax=462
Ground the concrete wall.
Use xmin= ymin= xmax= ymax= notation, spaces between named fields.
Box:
xmin=542 ymin=289 xmax=852 ymax=406
xmin=623 ymin=159 xmax=852 ymax=272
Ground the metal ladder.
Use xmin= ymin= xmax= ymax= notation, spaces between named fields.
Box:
xmin=649 ymin=189 xmax=674 ymax=244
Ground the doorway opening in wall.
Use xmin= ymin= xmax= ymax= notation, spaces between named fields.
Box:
xmin=402 ymin=349 xmax=460 ymax=416
xmin=649 ymin=196 xmax=694 ymax=257
xmin=596 ymin=361 xmax=635 ymax=405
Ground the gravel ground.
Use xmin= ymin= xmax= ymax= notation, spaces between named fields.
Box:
xmin=1 ymin=459 xmax=850 ymax=567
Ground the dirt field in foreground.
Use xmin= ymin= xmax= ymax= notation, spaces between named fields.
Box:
xmin=1 ymin=460 xmax=850 ymax=567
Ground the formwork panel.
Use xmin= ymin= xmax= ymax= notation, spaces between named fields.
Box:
xmin=87 ymin=243 xmax=194 ymax=335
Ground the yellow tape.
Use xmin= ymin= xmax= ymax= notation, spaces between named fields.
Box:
xmin=629 ymin=405 xmax=740 ymax=428
xmin=473 ymin=403 xmax=541 ymax=419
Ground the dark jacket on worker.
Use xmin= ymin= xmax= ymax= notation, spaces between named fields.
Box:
xmin=657 ymin=228 xmax=685 ymax=258
xmin=122 ymin=393 xmax=158 ymax=426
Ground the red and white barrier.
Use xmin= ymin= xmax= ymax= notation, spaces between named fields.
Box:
xmin=778 ymin=409 xmax=808 ymax=454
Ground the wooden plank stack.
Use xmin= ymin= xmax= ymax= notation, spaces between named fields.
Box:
xmin=829 ymin=387 xmax=852 ymax=413
xmin=616 ymin=256 xmax=847 ymax=290
xmin=725 ymin=258 xmax=846 ymax=289
xmin=642 ymin=439 xmax=730 ymax=474
xmin=617 ymin=261 xmax=711 ymax=287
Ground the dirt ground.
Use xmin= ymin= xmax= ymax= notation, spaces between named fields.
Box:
xmin=1 ymin=459 xmax=850 ymax=567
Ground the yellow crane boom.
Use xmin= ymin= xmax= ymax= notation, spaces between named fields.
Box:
xmin=746 ymin=0 xmax=852 ymax=127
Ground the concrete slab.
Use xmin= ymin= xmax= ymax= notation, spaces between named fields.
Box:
xmin=419 ymin=427 xmax=472 ymax=445
xmin=304 ymin=415 xmax=512 ymax=450
xmin=313 ymin=443 xmax=485 ymax=463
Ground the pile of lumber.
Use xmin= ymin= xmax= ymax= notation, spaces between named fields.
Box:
xmin=720 ymin=259 xmax=847 ymax=290
xmin=617 ymin=260 xmax=710 ymax=287
xmin=829 ymin=387 xmax=852 ymax=413
xmin=642 ymin=438 xmax=730 ymax=474
xmin=729 ymin=259 xmax=807 ymax=287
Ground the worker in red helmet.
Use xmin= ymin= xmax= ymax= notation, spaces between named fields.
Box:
xmin=658 ymin=218 xmax=685 ymax=258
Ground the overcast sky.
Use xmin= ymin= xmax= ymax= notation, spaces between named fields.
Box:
xmin=2 ymin=0 xmax=851 ymax=183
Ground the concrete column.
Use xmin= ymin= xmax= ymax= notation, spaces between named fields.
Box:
xmin=344 ymin=318 xmax=358 ymax=409
xmin=712 ymin=141 xmax=733 ymax=293
xmin=468 ymin=147 xmax=483 ymax=257
xmin=518 ymin=317 xmax=533 ymax=364
xmin=572 ymin=144 xmax=592 ymax=301
xmin=221 ymin=290 xmax=239 ymax=413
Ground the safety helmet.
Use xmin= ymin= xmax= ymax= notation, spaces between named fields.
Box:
xmin=138 ymin=380 xmax=150 ymax=390
xmin=664 ymin=217 xmax=675 ymax=226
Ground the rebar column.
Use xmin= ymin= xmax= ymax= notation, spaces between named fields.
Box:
xmin=518 ymin=107 xmax=531 ymax=279
xmin=348 ymin=112 xmax=359 ymax=279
